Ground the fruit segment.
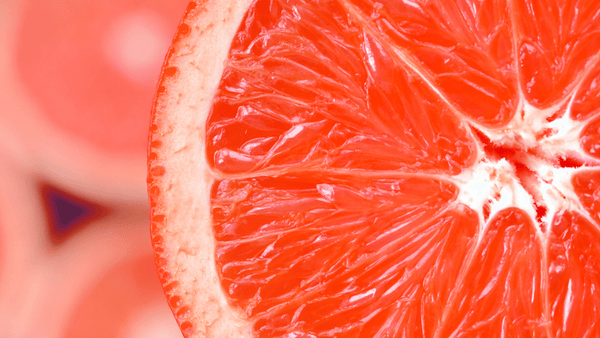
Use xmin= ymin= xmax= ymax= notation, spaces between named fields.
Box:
xmin=571 ymin=63 xmax=600 ymax=121
xmin=580 ymin=118 xmax=600 ymax=159
xmin=212 ymin=175 xmax=479 ymax=337
xmin=548 ymin=211 xmax=600 ymax=338
xmin=345 ymin=0 xmax=518 ymax=127
xmin=437 ymin=208 xmax=549 ymax=337
xmin=207 ymin=0 xmax=476 ymax=175
xmin=512 ymin=0 xmax=600 ymax=108
xmin=572 ymin=170 xmax=600 ymax=224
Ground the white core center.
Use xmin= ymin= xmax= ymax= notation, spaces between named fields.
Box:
xmin=453 ymin=100 xmax=597 ymax=238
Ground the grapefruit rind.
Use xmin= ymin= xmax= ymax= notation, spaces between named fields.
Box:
xmin=148 ymin=0 xmax=254 ymax=336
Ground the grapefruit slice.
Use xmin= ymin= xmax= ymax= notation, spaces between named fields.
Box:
xmin=149 ymin=0 xmax=600 ymax=336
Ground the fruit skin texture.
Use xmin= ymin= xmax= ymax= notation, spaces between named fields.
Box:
xmin=151 ymin=0 xmax=600 ymax=337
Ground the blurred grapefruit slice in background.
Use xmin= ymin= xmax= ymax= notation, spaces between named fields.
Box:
xmin=0 ymin=156 xmax=181 ymax=337
xmin=149 ymin=0 xmax=600 ymax=337
xmin=0 ymin=0 xmax=187 ymax=203
xmin=64 ymin=254 xmax=183 ymax=338
xmin=0 ymin=0 xmax=187 ymax=336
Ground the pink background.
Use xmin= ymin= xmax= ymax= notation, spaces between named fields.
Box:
xmin=0 ymin=0 xmax=189 ymax=336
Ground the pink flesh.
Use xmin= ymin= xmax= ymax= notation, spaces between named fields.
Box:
xmin=199 ymin=0 xmax=600 ymax=336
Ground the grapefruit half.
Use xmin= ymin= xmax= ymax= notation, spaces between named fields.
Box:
xmin=149 ymin=0 xmax=600 ymax=336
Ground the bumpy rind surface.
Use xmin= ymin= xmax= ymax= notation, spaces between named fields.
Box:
xmin=148 ymin=0 xmax=254 ymax=336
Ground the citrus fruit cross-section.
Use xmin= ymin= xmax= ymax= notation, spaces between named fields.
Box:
xmin=148 ymin=0 xmax=600 ymax=337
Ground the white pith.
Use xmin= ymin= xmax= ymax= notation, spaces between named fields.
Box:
xmin=151 ymin=0 xmax=256 ymax=336
xmin=454 ymin=158 xmax=535 ymax=234
xmin=453 ymin=99 xmax=599 ymax=242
